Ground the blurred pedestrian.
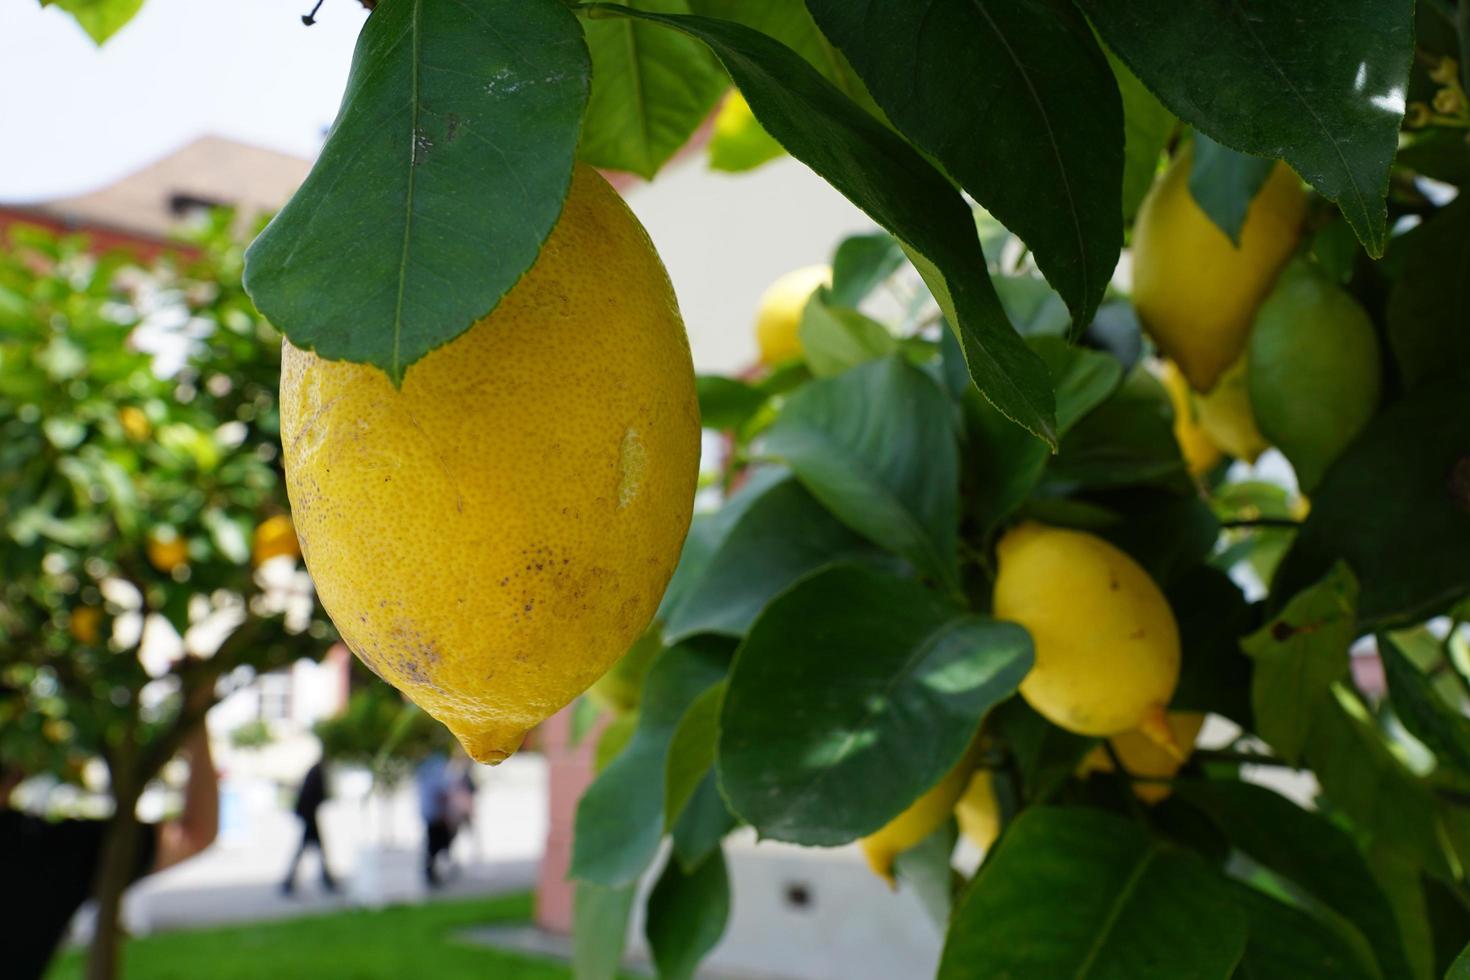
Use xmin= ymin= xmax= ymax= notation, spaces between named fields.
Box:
xmin=1 ymin=685 xmax=219 ymax=980
xmin=280 ymin=751 xmax=336 ymax=895
xmin=416 ymin=751 xmax=452 ymax=887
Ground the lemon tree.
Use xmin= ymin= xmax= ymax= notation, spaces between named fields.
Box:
xmin=0 ymin=217 xmax=334 ymax=977
xmin=44 ymin=0 xmax=1470 ymax=977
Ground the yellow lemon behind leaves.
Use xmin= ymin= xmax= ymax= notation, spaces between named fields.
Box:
xmin=708 ymin=91 xmax=786 ymax=173
xmin=69 ymin=605 xmax=104 ymax=646
xmin=954 ymin=770 xmax=1000 ymax=852
xmin=119 ymin=405 xmax=151 ymax=442
xmin=1078 ymin=711 xmax=1206 ymax=804
xmin=1131 ymin=148 xmax=1306 ymax=392
xmin=1159 ymin=360 xmax=1221 ymax=477
xmin=280 ymin=165 xmax=700 ymax=766
xmin=252 ymin=515 xmax=301 ymax=567
xmin=994 ymin=523 xmax=1180 ymax=745
xmin=146 ymin=529 xmax=188 ymax=573
xmin=755 ymin=264 xmax=830 ymax=366
xmin=860 ymin=747 xmax=977 ymax=886
xmin=1195 ymin=353 xmax=1269 ymax=463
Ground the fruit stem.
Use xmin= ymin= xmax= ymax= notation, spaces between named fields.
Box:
xmin=1136 ymin=705 xmax=1183 ymax=762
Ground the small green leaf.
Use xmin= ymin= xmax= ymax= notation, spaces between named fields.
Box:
xmin=1079 ymin=0 xmax=1412 ymax=256
xmin=665 ymin=682 xmax=723 ymax=828
xmin=588 ymin=4 xmax=1057 ymax=444
xmin=830 ymin=232 xmax=904 ymax=308
xmin=572 ymin=881 xmax=637 ymax=980
xmin=1272 ymin=368 xmax=1470 ymax=629
xmin=202 ymin=509 xmax=250 ymax=565
xmin=1227 ymin=881 xmax=1379 ymax=980
xmin=893 ymin=821 xmax=959 ymax=931
xmin=797 ymin=290 xmax=897 ymax=377
xmin=1187 ymin=133 xmax=1277 ymax=245
xmin=1380 ymin=634 xmax=1470 ymax=778
xmin=1167 ymin=565 xmax=1254 ymax=727
xmin=578 ymin=0 xmax=728 ymax=179
xmin=684 ymin=0 xmax=871 ymax=102
xmin=760 ymin=357 xmax=960 ymax=593
xmin=695 ymin=375 xmax=767 ymax=431
xmin=571 ymin=638 xmax=730 ymax=886
xmin=1175 ymin=779 xmax=1413 ymax=979
xmin=45 ymin=0 xmax=144 ymax=44
xmin=1045 ymin=366 xmax=1186 ymax=491
xmin=719 ymin=564 xmax=1032 ymax=845
xmin=1243 ymin=563 xmax=1358 ymax=763
xmin=671 ymin=771 xmax=738 ymax=871
xmin=662 ymin=476 xmax=885 ymax=641
xmin=645 ymin=848 xmax=731 ymax=980
xmin=1109 ymin=52 xmax=1175 ymax=222
xmin=938 ymin=808 xmax=1248 ymax=978
xmin=807 ymin=0 xmax=1124 ymax=328
xmin=244 ymin=0 xmax=590 ymax=383
xmin=1450 ymin=941 xmax=1470 ymax=980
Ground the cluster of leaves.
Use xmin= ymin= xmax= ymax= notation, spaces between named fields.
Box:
xmin=0 ymin=215 xmax=333 ymax=799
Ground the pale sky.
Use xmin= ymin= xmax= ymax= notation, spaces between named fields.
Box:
xmin=1 ymin=0 xmax=367 ymax=202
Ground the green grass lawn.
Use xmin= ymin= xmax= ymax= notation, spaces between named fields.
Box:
xmin=47 ymin=892 xmax=578 ymax=980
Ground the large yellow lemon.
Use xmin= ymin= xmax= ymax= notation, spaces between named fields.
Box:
xmin=1158 ymin=360 xmax=1221 ymax=477
xmin=954 ymin=770 xmax=1000 ymax=852
xmin=1131 ymin=148 xmax=1306 ymax=392
xmin=1195 ymin=353 xmax=1269 ymax=463
xmin=994 ymin=523 xmax=1180 ymax=742
xmin=860 ymin=746 xmax=977 ymax=886
xmin=754 ymin=264 xmax=830 ymax=366
xmin=1078 ymin=711 xmax=1206 ymax=804
xmin=280 ymin=165 xmax=700 ymax=765
xmin=252 ymin=514 xmax=301 ymax=567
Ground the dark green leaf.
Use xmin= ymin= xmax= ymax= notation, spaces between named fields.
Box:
xmin=1175 ymin=779 xmax=1412 ymax=980
xmin=807 ymin=0 xmax=1123 ymax=328
xmin=662 ymin=476 xmax=885 ymax=640
xmin=1387 ymin=196 xmax=1470 ymax=390
xmin=671 ymin=771 xmax=738 ymax=871
xmin=1380 ymin=634 xmax=1470 ymax=778
xmin=571 ymin=638 xmax=730 ymax=886
xmin=578 ymin=0 xmax=728 ymax=179
xmin=1272 ymin=369 xmax=1470 ymax=629
xmin=1093 ymin=490 xmax=1220 ymax=588
xmin=665 ymin=682 xmax=723 ymax=827
xmin=938 ymin=807 xmax=1247 ymax=979
xmin=830 ymin=232 xmax=904 ymax=308
xmin=1187 ymin=132 xmax=1276 ymax=245
xmin=645 ymin=848 xmax=731 ymax=980
xmin=1110 ymin=52 xmax=1175 ymax=222
xmin=1079 ymin=0 xmax=1412 ymax=256
xmin=1031 ymin=337 xmax=1123 ymax=437
xmin=798 ymin=290 xmax=898 ymax=377
xmin=1045 ymin=366 xmax=1187 ymax=491
xmin=588 ymin=4 xmax=1057 ymax=444
xmin=1368 ymin=846 xmax=1436 ymax=980
xmin=1228 ymin=881 xmax=1379 ymax=980
xmin=988 ymin=698 xmax=1094 ymax=803
xmin=993 ymin=276 xmax=1071 ymax=339
xmin=243 ymin=0 xmax=590 ymax=382
xmin=572 ymin=881 xmax=637 ymax=980
xmin=696 ymin=375 xmax=767 ymax=431
xmin=707 ymin=91 xmax=786 ymax=172
xmin=760 ymin=357 xmax=960 ymax=592
xmin=1167 ymin=564 xmax=1254 ymax=727
xmin=1453 ymin=943 xmax=1470 ymax=980
xmin=685 ymin=0 xmax=871 ymax=100
xmin=719 ymin=564 xmax=1032 ymax=845
xmin=1242 ymin=563 xmax=1357 ymax=763
xmin=45 ymin=0 xmax=143 ymax=44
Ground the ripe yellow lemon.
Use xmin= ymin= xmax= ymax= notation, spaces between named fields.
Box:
xmin=1158 ymin=360 xmax=1221 ymax=477
xmin=1131 ymin=148 xmax=1306 ymax=392
xmin=119 ymin=405 xmax=151 ymax=442
xmin=1248 ymin=261 xmax=1382 ymax=493
xmin=954 ymin=770 xmax=1000 ymax=852
xmin=994 ymin=523 xmax=1180 ymax=743
xmin=860 ymin=746 xmax=977 ymax=886
xmin=280 ymin=165 xmax=700 ymax=765
xmin=69 ymin=605 xmax=104 ymax=646
xmin=755 ymin=264 xmax=830 ymax=366
xmin=252 ymin=514 xmax=301 ymax=567
xmin=146 ymin=530 xmax=188 ymax=573
xmin=1078 ymin=711 xmax=1205 ymax=804
xmin=1195 ymin=353 xmax=1269 ymax=463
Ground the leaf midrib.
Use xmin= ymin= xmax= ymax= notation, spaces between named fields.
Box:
xmin=391 ymin=0 xmax=424 ymax=382
xmin=1073 ymin=844 xmax=1161 ymax=978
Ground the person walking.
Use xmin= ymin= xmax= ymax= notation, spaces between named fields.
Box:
xmin=280 ymin=754 xmax=336 ymax=895
xmin=416 ymin=752 xmax=452 ymax=888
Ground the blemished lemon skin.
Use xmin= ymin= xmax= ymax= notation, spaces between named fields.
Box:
xmin=280 ymin=165 xmax=700 ymax=765
xmin=1078 ymin=711 xmax=1206 ymax=804
xmin=954 ymin=770 xmax=1000 ymax=852
xmin=252 ymin=514 xmax=301 ymax=567
xmin=1131 ymin=148 xmax=1307 ymax=393
xmin=1159 ymin=360 xmax=1222 ymax=477
xmin=1196 ymin=353 xmax=1269 ymax=463
xmin=754 ymin=264 xmax=831 ymax=366
xmin=860 ymin=747 xmax=977 ymax=886
xmin=994 ymin=523 xmax=1180 ymax=737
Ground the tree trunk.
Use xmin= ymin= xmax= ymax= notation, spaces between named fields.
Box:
xmin=86 ymin=777 xmax=142 ymax=980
